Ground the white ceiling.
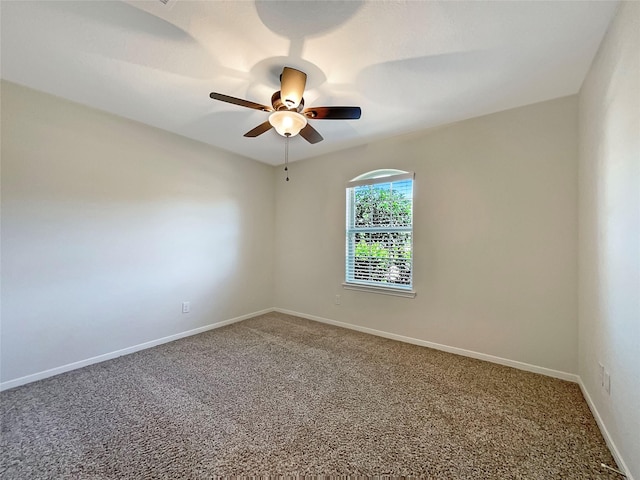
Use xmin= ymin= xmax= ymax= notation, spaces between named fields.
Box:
xmin=1 ymin=0 xmax=619 ymax=165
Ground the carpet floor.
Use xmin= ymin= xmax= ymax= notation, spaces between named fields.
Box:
xmin=1 ymin=312 xmax=618 ymax=478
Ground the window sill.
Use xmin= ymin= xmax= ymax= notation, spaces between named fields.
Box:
xmin=342 ymin=282 xmax=416 ymax=298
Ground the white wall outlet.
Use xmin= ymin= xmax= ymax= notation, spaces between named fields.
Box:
xmin=335 ymin=295 xmax=341 ymax=305
xmin=181 ymin=301 xmax=190 ymax=314
xmin=603 ymin=370 xmax=611 ymax=394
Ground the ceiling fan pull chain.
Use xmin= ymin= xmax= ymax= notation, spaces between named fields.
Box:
xmin=284 ymin=133 xmax=290 ymax=182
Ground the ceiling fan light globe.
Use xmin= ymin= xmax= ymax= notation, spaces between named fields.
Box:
xmin=268 ymin=111 xmax=307 ymax=137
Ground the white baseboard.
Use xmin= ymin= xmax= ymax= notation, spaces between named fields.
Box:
xmin=0 ymin=307 xmax=577 ymax=391
xmin=578 ymin=379 xmax=633 ymax=480
xmin=0 ymin=308 xmax=273 ymax=392
xmin=274 ymin=308 xmax=580 ymax=383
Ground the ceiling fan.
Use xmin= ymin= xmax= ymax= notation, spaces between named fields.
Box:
xmin=209 ymin=67 xmax=361 ymax=144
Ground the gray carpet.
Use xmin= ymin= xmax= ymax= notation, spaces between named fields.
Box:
xmin=1 ymin=312 xmax=618 ymax=478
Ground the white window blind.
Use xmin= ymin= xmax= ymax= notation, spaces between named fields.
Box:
xmin=345 ymin=171 xmax=414 ymax=293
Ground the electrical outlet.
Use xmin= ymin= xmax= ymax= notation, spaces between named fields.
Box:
xmin=182 ymin=301 xmax=190 ymax=314
xmin=335 ymin=295 xmax=341 ymax=305
xmin=603 ymin=370 xmax=611 ymax=394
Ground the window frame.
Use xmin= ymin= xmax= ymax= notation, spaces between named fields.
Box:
xmin=343 ymin=170 xmax=416 ymax=298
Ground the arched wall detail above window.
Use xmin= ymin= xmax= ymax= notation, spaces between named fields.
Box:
xmin=350 ymin=169 xmax=409 ymax=182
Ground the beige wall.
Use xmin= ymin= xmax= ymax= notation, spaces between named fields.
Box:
xmin=274 ymin=96 xmax=579 ymax=374
xmin=0 ymin=82 xmax=584 ymax=385
xmin=578 ymin=2 xmax=640 ymax=478
xmin=1 ymin=81 xmax=275 ymax=383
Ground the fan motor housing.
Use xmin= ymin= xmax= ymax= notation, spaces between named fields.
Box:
xmin=271 ymin=91 xmax=305 ymax=112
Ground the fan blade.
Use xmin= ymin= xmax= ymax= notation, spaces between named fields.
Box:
xmin=244 ymin=121 xmax=273 ymax=137
xmin=303 ymin=106 xmax=361 ymax=120
xmin=280 ymin=67 xmax=307 ymax=109
xmin=299 ymin=124 xmax=323 ymax=144
xmin=210 ymin=92 xmax=272 ymax=112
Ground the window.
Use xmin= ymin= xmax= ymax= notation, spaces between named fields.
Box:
xmin=345 ymin=170 xmax=415 ymax=297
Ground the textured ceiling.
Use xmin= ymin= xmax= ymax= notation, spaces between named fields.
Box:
xmin=0 ymin=1 xmax=619 ymax=165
